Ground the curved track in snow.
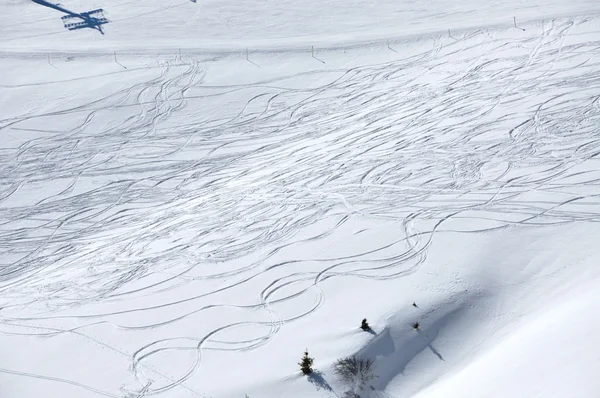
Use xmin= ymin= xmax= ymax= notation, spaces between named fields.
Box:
xmin=1 ymin=17 xmax=600 ymax=397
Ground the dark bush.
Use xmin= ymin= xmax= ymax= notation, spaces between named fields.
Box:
xmin=334 ymin=356 xmax=375 ymax=390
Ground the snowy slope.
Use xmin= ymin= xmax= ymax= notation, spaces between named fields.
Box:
xmin=2 ymin=1 xmax=600 ymax=398
xmin=2 ymin=0 xmax=600 ymax=51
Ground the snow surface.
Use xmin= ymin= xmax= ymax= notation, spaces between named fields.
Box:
xmin=2 ymin=1 xmax=600 ymax=397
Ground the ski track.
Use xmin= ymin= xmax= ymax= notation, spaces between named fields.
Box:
xmin=2 ymin=18 xmax=600 ymax=397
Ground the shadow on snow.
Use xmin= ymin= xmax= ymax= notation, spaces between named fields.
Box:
xmin=31 ymin=0 xmax=108 ymax=34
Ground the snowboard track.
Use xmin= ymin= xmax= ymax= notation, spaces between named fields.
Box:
xmin=1 ymin=17 xmax=600 ymax=397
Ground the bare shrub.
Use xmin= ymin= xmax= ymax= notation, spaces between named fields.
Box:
xmin=334 ymin=356 xmax=375 ymax=394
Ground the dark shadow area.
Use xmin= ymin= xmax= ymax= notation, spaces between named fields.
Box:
xmin=32 ymin=0 xmax=80 ymax=18
xmin=358 ymin=305 xmax=466 ymax=391
xmin=31 ymin=0 xmax=108 ymax=34
xmin=364 ymin=327 xmax=377 ymax=336
xmin=307 ymin=370 xmax=333 ymax=392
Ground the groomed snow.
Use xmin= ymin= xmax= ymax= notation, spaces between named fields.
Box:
xmin=1 ymin=1 xmax=600 ymax=398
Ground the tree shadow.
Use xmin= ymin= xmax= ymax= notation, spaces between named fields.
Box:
xmin=364 ymin=328 xmax=377 ymax=336
xmin=307 ymin=370 xmax=333 ymax=392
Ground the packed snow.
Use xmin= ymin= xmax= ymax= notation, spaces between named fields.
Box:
xmin=1 ymin=1 xmax=600 ymax=397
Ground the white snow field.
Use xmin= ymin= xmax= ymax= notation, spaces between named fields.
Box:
xmin=2 ymin=0 xmax=600 ymax=397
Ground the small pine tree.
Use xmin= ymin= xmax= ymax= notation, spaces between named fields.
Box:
xmin=412 ymin=321 xmax=420 ymax=330
xmin=360 ymin=318 xmax=370 ymax=331
xmin=412 ymin=302 xmax=418 ymax=308
xmin=299 ymin=350 xmax=314 ymax=374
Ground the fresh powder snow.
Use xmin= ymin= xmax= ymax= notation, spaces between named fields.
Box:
xmin=1 ymin=1 xmax=600 ymax=398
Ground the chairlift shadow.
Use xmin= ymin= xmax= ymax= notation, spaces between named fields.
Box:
xmin=31 ymin=0 xmax=108 ymax=34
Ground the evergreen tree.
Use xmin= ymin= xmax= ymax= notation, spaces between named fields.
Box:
xmin=412 ymin=321 xmax=420 ymax=330
xmin=360 ymin=318 xmax=370 ymax=331
xmin=299 ymin=350 xmax=314 ymax=374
